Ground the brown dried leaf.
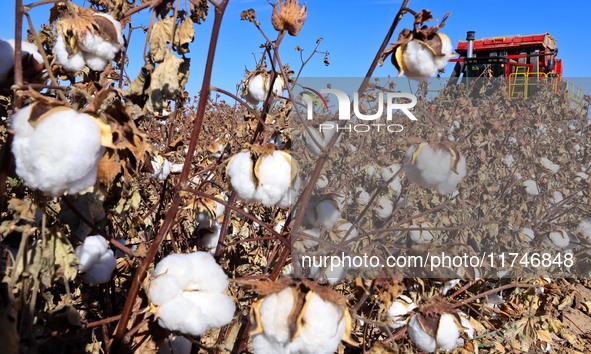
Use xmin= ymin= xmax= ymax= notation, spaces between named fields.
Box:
xmin=189 ymin=0 xmax=209 ymax=24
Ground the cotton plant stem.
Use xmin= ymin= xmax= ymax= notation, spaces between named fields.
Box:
xmin=110 ymin=0 xmax=229 ymax=349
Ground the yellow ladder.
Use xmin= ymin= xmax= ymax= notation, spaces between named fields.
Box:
xmin=508 ymin=66 xmax=530 ymax=99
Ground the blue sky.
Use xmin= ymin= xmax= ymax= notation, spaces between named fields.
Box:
xmin=2 ymin=0 xmax=591 ymax=97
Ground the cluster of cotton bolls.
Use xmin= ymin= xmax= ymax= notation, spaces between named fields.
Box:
xmin=241 ymin=70 xmax=285 ymax=105
xmin=404 ymin=142 xmax=467 ymax=195
xmin=250 ymin=286 xmax=353 ymax=354
xmin=148 ymin=252 xmax=235 ymax=337
xmin=75 ymin=235 xmax=117 ymax=284
xmin=54 ymin=12 xmax=124 ymax=72
xmin=0 ymin=39 xmax=44 ymax=85
xmin=11 ymin=103 xmax=105 ymax=196
xmin=226 ymin=145 xmax=299 ymax=208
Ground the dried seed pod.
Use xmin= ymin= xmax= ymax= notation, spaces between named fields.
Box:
xmin=271 ymin=0 xmax=307 ymax=36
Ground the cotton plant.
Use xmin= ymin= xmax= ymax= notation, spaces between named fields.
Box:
xmin=226 ymin=144 xmax=299 ymax=208
xmin=75 ymin=235 xmax=117 ymax=284
xmin=404 ymin=142 xmax=467 ymax=195
xmin=11 ymin=103 xmax=106 ymax=196
xmin=148 ymin=252 xmax=235 ymax=337
xmin=249 ymin=285 xmax=354 ymax=354
xmin=241 ymin=69 xmax=285 ymax=105
xmin=54 ymin=7 xmax=124 ymax=72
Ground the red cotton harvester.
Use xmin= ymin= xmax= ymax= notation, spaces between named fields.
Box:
xmin=448 ymin=31 xmax=585 ymax=112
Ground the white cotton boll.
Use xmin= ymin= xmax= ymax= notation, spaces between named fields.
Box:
xmin=245 ymin=74 xmax=284 ymax=104
xmin=540 ymin=157 xmax=559 ymax=174
xmin=158 ymin=335 xmax=192 ymax=354
xmin=75 ymin=235 xmax=116 ymax=284
xmin=577 ymin=218 xmax=591 ymax=244
xmin=11 ymin=105 xmax=104 ymax=196
xmin=523 ymin=180 xmax=539 ymax=196
xmin=304 ymin=125 xmax=340 ymax=156
xmin=150 ymin=155 xmax=172 ymax=180
xmin=401 ymin=41 xmax=439 ymax=79
xmin=227 ymin=151 xmax=257 ymax=202
xmin=551 ymin=191 xmax=564 ymax=204
xmin=375 ymin=196 xmax=394 ymax=219
xmin=547 ymin=230 xmax=570 ymax=249
xmin=458 ymin=312 xmax=474 ymax=340
xmin=355 ymin=187 xmax=371 ymax=206
xmin=54 ymin=34 xmax=86 ymax=72
xmin=289 ymin=292 xmax=347 ymax=354
xmin=149 ymin=275 xmax=183 ymax=306
xmin=316 ymin=175 xmax=329 ymax=189
xmin=522 ymin=227 xmax=535 ymax=243
xmin=332 ymin=221 xmax=358 ymax=243
xmin=254 ymin=152 xmax=292 ymax=206
xmin=410 ymin=223 xmax=435 ymax=244
xmin=387 ymin=295 xmax=416 ymax=329
xmin=306 ymin=198 xmax=341 ymax=229
xmin=200 ymin=222 xmax=221 ymax=252
xmin=381 ymin=163 xmax=402 ymax=196
xmin=508 ymin=137 xmax=517 ymax=145
xmin=364 ymin=164 xmax=380 ymax=179
xmin=436 ymin=313 xmax=461 ymax=351
xmin=440 ymin=279 xmax=461 ymax=296
xmin=76 ymin=235 xmax=109 ymax=272
xmin=404 ymin=144 xmax=466 ymax=195
xmin=502 ymin=154 xmax=515 ymax=168
xmin=408 ymin=315 xmax=436 ymax=353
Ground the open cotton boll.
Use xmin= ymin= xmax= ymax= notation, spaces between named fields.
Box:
xmin=387 ymin=295 xmax=416 ymax=329
xmin=355 ymin=187 xmax=371 ymax=206
xmin=546 ymin=230 xmax=570 ymax=249
xmin=436 ymin=313 xmax=461 ymax=351
xmin=408 ymin=315 xmax=437 ymax=353
xmin=257 ymin=287 xmax=295 ymax=344
xmin=245 ymin=74 xmax=284 ymax=104
xmin=11 ymin=105 xmax=104 ymax=196
xmin=150 ymin=252 xmax=235 ymax=336
xmin=306 ymin=198 xmax=342 ymax=229
xmin=577 ymin=218 xmax=591 ymax=244
xmin=289 ymin=292 xmax=347 ymax=354
xmin=75 ymin=235 xmax=116 ymax=284
xmin=199 ymin=221 xmax=221 ymax=252
xmin=54 ymin=34 xmax=86 ymax=72
xmin=521 ymin=227 xmax=535 ymax=243
xmin=399 ymin=41 xmax=439 ymax=79
xmin=226 ymin=151 xmax=257 ymax=202
xmin=381 ymin=163 xmax=402 ymax=196
xmin=375 ymin=196 xmax=394 ymax=219
xmin=523 ymin=180 xmax=539 ymax=196
xmin=404 ymin=143 xmax=466 ymax=195
xmin=410 ymin=223 xmax=435 ymax=244
xmin=150 ymin=155 xmax=172 ymax=180
xmin=502 ymin=154 xmax=515 ymax=168
xmin=304 ymin=124 xmax=340 ymax=156
xmin=254 ymin=152 xmax=292 ymax=206
xmin=540 ymin=157 xmax=559 ymax=174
